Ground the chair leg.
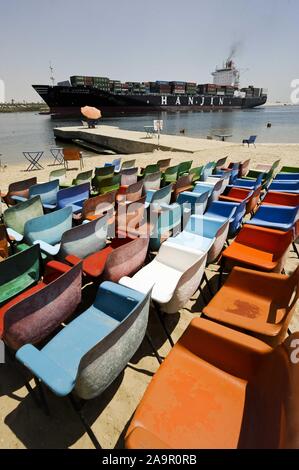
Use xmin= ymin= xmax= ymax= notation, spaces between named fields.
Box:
xmin=292 ymin=242 xmax=299 ymax=259
xmin=145 ymin=332 xmax=163 ymax=364
xmin=152 ymin=301 xmax=174 ymax=347
xmin=218 ymin=265 xmax=224 ymax=289
xmin=34 ymin=378 xmax=50 ymax=416
xmin=68 ymin=395 xmax=102 ymax=449
xmin=199 ymin=282 xmax=208 ymax=305
xmin=203 ymin=271 xmax=213 ymax=298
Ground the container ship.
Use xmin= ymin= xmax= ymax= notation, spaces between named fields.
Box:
xmin=33 ymin=59 xmax=267 ymax=118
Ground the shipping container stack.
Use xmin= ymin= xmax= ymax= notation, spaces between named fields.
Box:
xmin=170 ymin=81 xmax=186 ymax=94
xmin=225 ymin=86 xmax=235 ymax=96
xmin=93 ymin=77 xmax=110 ymax=92
xmin=70 ymin=76 xmax=85 ymax=86
xmin=186 ymin=82 xmax=197 ymax=95
xmin=143 ymin=82 xmax=151 ymax=94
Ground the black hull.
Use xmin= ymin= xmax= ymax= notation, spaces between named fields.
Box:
xmin=33 ymin=84 xmax=267 ymax=118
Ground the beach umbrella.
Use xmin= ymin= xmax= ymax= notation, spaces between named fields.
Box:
xmin=81 ymin=106 xmax=102 ymax=120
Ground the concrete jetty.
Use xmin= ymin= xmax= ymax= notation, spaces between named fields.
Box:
xmin=54 ymin=125 xmax=237 ymax=154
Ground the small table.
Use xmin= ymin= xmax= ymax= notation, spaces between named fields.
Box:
xmin=23 ymin=151 xmax=44 ymax=171
xmin=50 ymin=147 xmax=64 ymax=165
xmin=144 ymin=126 xmax=155 ymax=138
xmin=214 ymin=133 xmax=232 ymax=142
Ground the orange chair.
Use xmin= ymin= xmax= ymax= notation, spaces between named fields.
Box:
xmin=220 ymin=186 xmax=261 ymax=215
xmin=261 ymin=191 xmax=299 ymax=207
xmin=63 ymin=148 xmax=83 ymax=170
xmin=203 ymin=266 xmax=299 ymax=346
xmin=125 ymin=317 xmax=299 ymax=449
xmin=220 ymin=224 xmax=293 ymax=274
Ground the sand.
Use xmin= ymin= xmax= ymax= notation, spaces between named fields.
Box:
xmin=0 ymin=140 xmax=298 ymax=449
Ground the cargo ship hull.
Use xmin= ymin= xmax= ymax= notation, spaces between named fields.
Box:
xmin=33 ymin=85 xmax=267 ymax=118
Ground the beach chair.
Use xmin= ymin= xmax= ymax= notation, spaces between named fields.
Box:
xmin=193 ymin=179 xmax=223 ymax=208
xmin=49 ymin=168 xmax=67 ymax=185
xmin=242 ymin=135 xmax=257 ymax=147
xmin=149 ymin=203 xmax=182 ymax=251
xmin=261 ymin=191 xmax=299 ymax=207
xmin=121 ymin=159 xmax=136 ymax=170
xmin=145 ymin=184 xmax=172 ymax=209
xmin=220 ymin=225 xmax=293 ymax=275
xmin=189 ymin=166 xmax=203 ymax=182
xmin=200 ymin=161 xmax=216 ymax=181
xmin=176 ymin=190 xmax=210 ymax=216
xmin=79 ymin=191 xmax=116 ymax=223
xmin=55 ymin=183 xmax=90 ymax=213
xmin=203 ymin=265 xmax=299 ymax=347
xmin=17 ymin=206 xmax=73 ymax=256
xmin=143 ymin=171 xmax=161 ymax=192
xmin=157 ymin=158 xmax=171 ymax=172
xmin=11 ymin=179 xmax=60 ymax=209
xmin=3 ymin=196 xmax=44 ymax=242
xmin=161 ymin=165 xmax=179 ymax=185
xmin=220 ymin=186 xmax=261 ymax=215
xmin=125 ymin=317 xmax=299 ymax=449
xmin=116 ymin=180 xmax=143 ymax=204
xmin=16 ymin=282 xmax=152 ymax=447
xmin=120 ymin=167 xmax=138 ymax=188
xmin=268 ymin=180 xmax=299 ymax=193
xmin=172 ymin=175 xmax=193 ymax=200
xmin=72 ymin=170 xmax=93 ymax=186
xmin=204 ymin=200 xmax=246 ymax=239
xmin=177 ymin=160 xmax=193 ymax=177
xmin=139 ymin=164 xmax=159 ymax=178
xmin=104 ymin=157 xmax=121 ymax=173
xmin=63 ymin=148 xmax=84 ymax=170
xmin=280 ymin=166 xmax=299 ymax=174
xmin=214 ymin=157 xmax=228 ymax=173
xmin=1 ymin=262 xmax=82 ymax=350
xmin=246 ymin=205 xmax=299 ymax=232
xmin=1 ymin=177 xmax=37 ymax=206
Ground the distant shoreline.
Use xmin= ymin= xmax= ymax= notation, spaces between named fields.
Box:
xmin=0 ymin=103 xmax=49 ymax=113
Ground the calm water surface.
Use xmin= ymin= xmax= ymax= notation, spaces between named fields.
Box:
xmin=0 ymin=105 xmax=299 ymax=164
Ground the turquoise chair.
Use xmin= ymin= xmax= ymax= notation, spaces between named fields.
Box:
xmin=149 ymin=203 xmax=182 ymax=251
xmin=11 ymin=180 xmax=60 ymax=209
xmin=3 ymin=196 xmax=44 ymax=242
xmin=145 ymin=184 xmax=172 ymax=209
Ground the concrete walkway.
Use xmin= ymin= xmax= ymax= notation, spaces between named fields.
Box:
xmin=54 ymin=125 xmax=238 ymax=154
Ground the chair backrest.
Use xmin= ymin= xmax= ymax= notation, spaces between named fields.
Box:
xmin=235 ymin=225 xmax=293 ymax=257
xmin=280 ymin=165 xmax=299 ymax=174
xmin=4 ymin=177 xmax=37 ymax=205
xmin=73 ymin=170 xmax=93 ymax=185
xmin=104 ymin=236 xmax=149 ymax=282
xmin=263 ymin=191 xmax=299 ymax=207
xmin=245 ymin=186 xmax=261 ymax=214
xmin=121 ymin=167 xmax=138 ymax=187
xmin=104 ymin=158 xmax=121 ymax=172
xmin=163 ymin=165 xmax=179 ymax=183
xmin=0 ymin=225 xmax=9 ymax=260
xmin=150 ymin=184 xmax=172 ymax=209
xmin=150 ymin=203 xmax=182 ymax=251
xmin=177 ymin=190 xmax=209 ymax=216
xmin=121 ymin=159 xmax=136 ymax=170
xmin=201 ymin=162 xmax=216 ymax=181
xmin=0 ymin=245 xmax=41 ymax=306
xmin=49 ymin=169 xmax=67 ymax=183
xmin=63 ymin=148 xmax=81 ymax=161
xmin=142 ymin=164 xmax=160 ymax=176
xmin=215 ymin=157 xmax=228 ymax=171
xmin=98 ymin=175 xmax=121 ymax=195
xmin=3 ymin=195 xmax=44 ymax=235
xmin=249 ymin=135 xmax=257 ymax=143
xmin=189 ymin=166 xmax=203 ymax=182
xmin=56 ymin=183 xmax=90 ymax=209
xmin=93 ymin=166 xmax=115 ymax=191
xmin=178 ymin=160 xmax=193 ymax=176
xmin=239 ymin=159 xmax=251 ymax=177
xmin=173 ymin=175 xmax=193 ymax=198
xmin=124 ymin=180 xmax=144 ymax=203
xmin=24 ymin=206 xmax=73 ymax=246
xmin=3 ymin=263 xmax=82 ymax=350
xmin=157 ymin=158 xmax=171 ymax=172
xmin=82 ymin=191 xmax=116 ymax=220
xmin=75 ymin=283 xmax=151 ymax=399
xmin=59 ymin=214 xmax=108 ymax=259
xmin=29 ymin=180 xmax=59 ymax=205
xmin=117 ymin=196 xmax=146 ymax=237
xmin=207 ymin=218 xmax=230 ymax=263
xmin=143 ymin=171 xmax=161 ymax=192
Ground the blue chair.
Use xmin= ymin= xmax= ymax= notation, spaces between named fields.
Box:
xmin=200 ymin=162 xmax=216 ymax=181
xmin=242 ymin=135 xmax=257 ymax=147
xmin=145 ymin=184 xmax=172 ymax=209
xmin=16 ymin=282 xmax=151 ymax=401
xmin=268 ymin=181 xmax=299 ymax=193
xmin=17 ymin=207 xmax=73 ymax=256
xmin=230 ymin=173 xmax=264 ymax=190
xmin=11 ymin=180 xmax=60 ymax=209
xmin=149 ymin=203 xmax=182 ymax=251
xmin=216 ymin=166 xmax=238 ymax=184
xmin=274 ymin=173 xmax=299 ymax=181
xmin=204 ymin=200 xmax=245 ymax=239
xmin=193 ymin=179 xmax=223 ymax=207
xmin=176 ymin=190 xmax=209 ymax=216
xmin=246 ymin=205 xmax=299 ymax=231
xmin=56 ymin=183 xmax=90 ymax=213
xmin=105 ymin=158 xmax=121 ymax=173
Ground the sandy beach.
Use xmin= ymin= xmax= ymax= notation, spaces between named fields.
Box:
xmin=0 ymin=140 xmax=298 ymax=449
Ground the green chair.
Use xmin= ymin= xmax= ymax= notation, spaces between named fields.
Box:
xmin=178 ymin=161 xmax=193 ymax=177
xmin=49 ymin=169 xmax=67 ymax=185
xmin=162 ymin=165 xmax=179 ymax=186
xmin=0 ymin=244 xmax=41 ymax=306
xmin=92 ymin=166 xmax=115 ymax=194
xmin=72 ymin=170 xmax=93 ymax=186
xmin=3 ymin=196 xmax=44 ymax=242
xmin=98 ymin=175 xmax=121 ymax=195
xmin=139 ymin=164 xmax=159 ymax=178
xmin=280 ymin=166 xmax=299 ymax=174
xmin=189 ymin=166 xmax=203 ymax=183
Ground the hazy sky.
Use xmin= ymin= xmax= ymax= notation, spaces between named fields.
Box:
xmin=1 ymin=0 xmax=299 ymax=102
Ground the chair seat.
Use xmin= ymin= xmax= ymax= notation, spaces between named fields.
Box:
xmin=126 ymin=342 xmax=246 ymax=448
xmin=66 ymin=246 xmax=114 ymax=278
xmin=246 ymin=219 xmax=294 ymax=232
xmin=222 ymin=243 xmax=276 ymax=271
xmin=166 ymin=232 xmax=212 ymax=253
xmin=0 ymin=282 xmax=45 ymax=335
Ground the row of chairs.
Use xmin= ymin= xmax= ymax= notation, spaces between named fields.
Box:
xmin=0 ymin=155 xmax=298 ymax=448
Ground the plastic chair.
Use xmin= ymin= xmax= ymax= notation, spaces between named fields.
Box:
xmin=55 ymin=183 xmax=90 ymax=213
xmin=104 ymin=157 xmax=121 ymax=172
xmin=145 ymin=184 xmax=172 ymax=209
xmin=246 ymin=205 xmax=299 ymax=231
xmin=178 ymin=160 xmax=193 ymax=177
xmin=261 ymin=191 xmax=299 ymax=207
xmin=231 ymin=173 xmax=264 ymax=190
xmin=280 ymin=166 xmax=299 ymax=174
xmin=120 ymin=167 xmax=138 ymax=187
xmin=203 ymin=265 xmax=299 ymax=346
xmin=220 ymin=186 xmax=261 ymax=215
xmin=275 ymin=172 xmax=299 ymax=181
xmin=206 ymin=173 xmax=230 ymax=193
xmin=116 ymin=196 xmax=147 ymax=239
xmin=3 ymin=196 xmax=44 ymax=242
xmin=162 ymin=165 xmax=179 ymax=185
xmin=16 ymin=282 xmax=151 ymax=406
xmin=189 ymin=166 xmax=203 ymax=182
xmin=92 ymin=166 xmax=115 ymax=193
xmin=214 ymin=157 xmax=228 ymax=172
xmin=242 ymin=135 xmax=257 ymax=147
xmin=269 ymin=181 xmax=299 ymax=193
xmin=143 ymin=171 xmax=161 ymax=192
xmin=205 ymin=200 xmax=245 ymax=239
xmin=125 ymin=317 xmax=299 ymax=449
xmin=49 ymin=169 xmax=67 ymax=185
xmin=172 ymin=175 xmax=193 ymax=200
xmin=1 ymin=262 xmax=82 ymax=350
xmin=238 ymin=159 xmax=251 ymax=177
xmin=72 ymin=170 xmax=93 ymax=186
xmin=220 ymin=224 xmax=293 ymax=274
xmin=149 ymin=203 xmax=182 ymax=251
xmin=96 ymin=175 xmax=121 ymax=195
xmin=176 ymin=190 xmax=209 ymax=216
xmin=11 ymin=180 xmax=60 ymax=208
xmin=63 ymin=148 xmax=83 ymax=170
xmin=139 ymin=164 xmax=159 ymax=178
xmin=121 ymin=159 xmax=136 ymax=170
xmin=1 ymin=177 xmax=37 ymax=206
xmin=157 ymin=158 xmax=171 ymax=172
xmin=79 ymin=191 xmax=116 ymax=223
xmin=194 ymin=179 xmax=223 ymax=207
xmin=200 ymin=161 xmax=216 ymax=181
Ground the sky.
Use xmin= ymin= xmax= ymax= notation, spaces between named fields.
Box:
xmin=1 ymin=0 xmax=299 ymax=103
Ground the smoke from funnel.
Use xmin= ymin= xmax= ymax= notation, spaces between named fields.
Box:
xmin=228 ymin=40 xmax=243 ymax=60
